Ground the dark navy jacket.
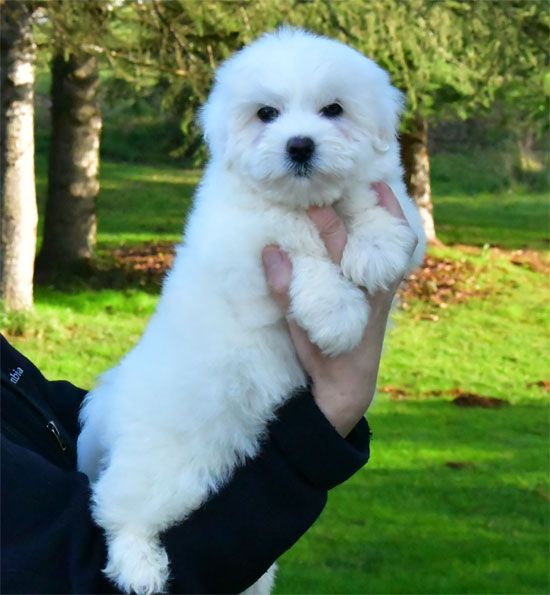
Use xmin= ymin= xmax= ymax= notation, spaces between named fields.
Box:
xmin=1 ymin=335 xmax=370 ymax=594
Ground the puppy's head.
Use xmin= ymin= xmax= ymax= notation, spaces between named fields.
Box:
xmin=200 ymin=28 xmax=404 ymax=208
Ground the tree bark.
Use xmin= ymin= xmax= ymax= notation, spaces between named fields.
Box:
xmin=37 ymin=51 xmax=101 ymax=271
xmin=0 ymin=1 xmax=38 ymax=311
xmin=400 ymin=115 xmax=438 ymax=244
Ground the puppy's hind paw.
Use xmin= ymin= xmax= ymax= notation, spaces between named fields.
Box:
xmin=105 ymin=530 xmax=170 ymax=595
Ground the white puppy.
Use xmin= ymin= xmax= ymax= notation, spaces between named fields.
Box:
xmin=77 ymin=27 xmax=425 ymax=595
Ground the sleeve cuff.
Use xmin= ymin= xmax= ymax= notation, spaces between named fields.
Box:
xmin=268 ymin=386 xmax=371 ymax=491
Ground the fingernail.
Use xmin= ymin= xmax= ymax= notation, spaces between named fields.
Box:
xmin=371 ymin=181 xmax=385 ymax=195
xmin=262 ymin=247 xmax=283 ymax=270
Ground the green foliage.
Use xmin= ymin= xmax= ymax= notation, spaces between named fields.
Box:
xmin=36 ymin=0 xmax=547 ymax=157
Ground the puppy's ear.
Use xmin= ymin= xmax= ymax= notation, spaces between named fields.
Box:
xmin=199 ymin=86 xmax=229 ymax=158
xmin=371 ymin=84 xmax=405 ymax=153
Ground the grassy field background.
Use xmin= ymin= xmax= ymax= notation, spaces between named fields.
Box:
xmin=2 ymin=123 xmax=549 ymax=593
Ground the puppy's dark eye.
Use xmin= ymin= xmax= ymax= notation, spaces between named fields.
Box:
xmin=320 ymin=103 xmax=343 ymax=118
xmin=257 ymin=106 xmax=280 ymax=123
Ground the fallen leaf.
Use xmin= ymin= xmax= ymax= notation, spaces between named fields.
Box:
xmin=379 ymin=385 xmax=409 ymax=400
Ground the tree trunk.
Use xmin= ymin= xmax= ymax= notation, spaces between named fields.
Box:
xmin=37 ymin=51 xmax=101 ymax=271
xmin=400 ymin=115 xmax=438 ymax=244
xmin=0 ymin=1 xmax=38 ymax=311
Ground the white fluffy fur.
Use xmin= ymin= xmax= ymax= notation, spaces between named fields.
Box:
xmin=77 ymin=28 xmax=425 ymax=595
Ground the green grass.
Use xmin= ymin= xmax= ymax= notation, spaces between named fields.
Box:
xmin=278 ymin=400 xmax=548 ymax=594
xmin=433 ymin=192 xmax=548 ymax=250
xmin=430 ymin=150 xmax=549 ymax=249
xmin=35 ymin=154 xmax=199 ymax=248
xmin=4 ymin=148 xmax=549 ymax=594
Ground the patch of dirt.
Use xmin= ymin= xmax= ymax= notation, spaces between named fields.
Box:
xmin=452 ymin=392 xmax=510 ymax=408
xmin=398 ymin=255 xmax=488 ymax=310
xmin=446 ymin=461 xmax=476 ymax=470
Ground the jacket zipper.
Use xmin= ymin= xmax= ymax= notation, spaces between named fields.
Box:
xmin=1 ymin=375 xmax=71 ymax=456
xmin=46 ymin=420 xmax=67 ymax=451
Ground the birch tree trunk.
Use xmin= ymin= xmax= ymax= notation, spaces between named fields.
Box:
xmin=401 ymin=115 xmax=438 ymax=244
xmin=37 ymin=51 xmax=101 ymax=271
xmin=0 ymin=1 xmax=38 ymax=311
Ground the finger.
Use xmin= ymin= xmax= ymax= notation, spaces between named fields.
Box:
xmin=262 ymin=246 xmax=292 ymax=311
xmin=286 ymin=317 xmax=324 ymax=376
xmin=307 ymin=206 xmax=348 ymax=264
xmin=372 ymin=181 xmax=407 ymax=221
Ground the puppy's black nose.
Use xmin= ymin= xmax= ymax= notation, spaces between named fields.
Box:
xmin=286 ymin=136 xmax=315 ymax=163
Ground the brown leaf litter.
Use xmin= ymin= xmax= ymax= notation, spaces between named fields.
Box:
xmin=379 ymin=385 xmax=511 ymax=408
xmin=398 ymin=255 xmax=488 ymax=310
xmin=111 ymin=244 xmax=489 ymax=308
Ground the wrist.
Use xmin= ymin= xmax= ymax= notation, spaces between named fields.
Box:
xmin=368 ymin=290 xmax=395 ymax=318
xmin=311 ymin=382 xmax=368 ymax=437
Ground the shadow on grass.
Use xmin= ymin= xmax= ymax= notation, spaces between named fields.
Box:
xmin=36 ymin=156 xmax=199 ymax=244
xmin=433 ymin=193 xmax=549 ymax=250
xmin=34 ymin=250 xmax=167 ymax=295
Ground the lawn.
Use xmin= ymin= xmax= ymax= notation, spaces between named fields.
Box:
xmin=3 ymin=149 xmax=549 ymax=594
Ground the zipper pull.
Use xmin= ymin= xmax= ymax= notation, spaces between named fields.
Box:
xmin=46 ymin=420 xmax=67 ymax=452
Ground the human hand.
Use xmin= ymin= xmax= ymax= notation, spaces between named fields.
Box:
xmin=261 ymin=182 xmax=417 ymax=437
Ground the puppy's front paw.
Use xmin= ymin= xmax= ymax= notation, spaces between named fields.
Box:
xmin=291 ymin=280 xmax=369 ymax=357
xmin=341 ymin=221 xmax=417 ymax=292
xmin=105 ymin=530 xmax=170 ymax=595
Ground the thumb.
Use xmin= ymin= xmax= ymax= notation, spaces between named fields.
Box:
xmin=372 ymin=181 xmax=407 ymax=221
xmin=262 ymin=246 xmax=293 ymax=311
